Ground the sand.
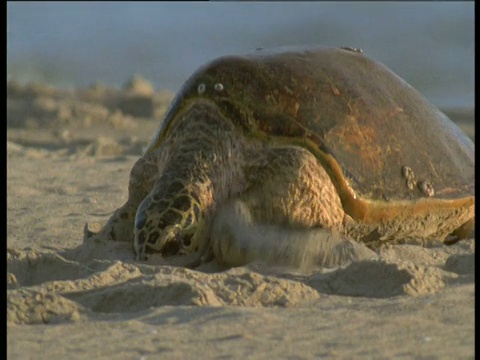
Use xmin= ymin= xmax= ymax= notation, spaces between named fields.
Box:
xmin=7 ymin=78 xmax=475 ymax=359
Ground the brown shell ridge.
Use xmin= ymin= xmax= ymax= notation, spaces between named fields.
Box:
xmin=269 ymin=134 xmax=474 ymax=223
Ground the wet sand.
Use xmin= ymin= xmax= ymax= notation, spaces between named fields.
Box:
xmin=7 ymin=78 xmax=475 ymax=359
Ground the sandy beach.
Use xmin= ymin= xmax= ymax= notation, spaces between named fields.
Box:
xmin=7 ymin=78 xmax=475 ymax=359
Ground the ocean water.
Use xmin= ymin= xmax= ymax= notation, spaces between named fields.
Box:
xmin=7 ymin=2 xmax=474 ymax=109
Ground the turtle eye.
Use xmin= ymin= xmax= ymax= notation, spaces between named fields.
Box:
xmin=214 ymin=83 xmax=224 ymax=92
xmin=197 ymin=83 xmax=206 ymax=94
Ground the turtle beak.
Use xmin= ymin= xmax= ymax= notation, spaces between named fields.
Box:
xmin=159 ymin=226 xmax=182 ymax=256
xmin=135 ymin=225 xmax=182 ymax=260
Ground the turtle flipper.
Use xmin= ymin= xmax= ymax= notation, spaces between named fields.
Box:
xmin=211 ymin=199 xmax=376 ymax=268
xmin=445 ymin=218 xmax=475 ymax=245
xmin=211 ymin=145 xmax=358 ymax=268
xmin=83 ymin=223 xmax=96 ymax=241
xmin=84 ymin=146 xmax=166 ymax=244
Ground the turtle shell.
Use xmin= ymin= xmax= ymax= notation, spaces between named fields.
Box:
xmin=147 ymin=46 xmax=474 ymax=222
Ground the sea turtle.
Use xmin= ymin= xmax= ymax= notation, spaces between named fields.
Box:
xmin=84 ymin=46 xmax=475 ymax=268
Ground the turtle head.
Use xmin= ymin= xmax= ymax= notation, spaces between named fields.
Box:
xmin=133 ymin=178 xmax=210 ymax=261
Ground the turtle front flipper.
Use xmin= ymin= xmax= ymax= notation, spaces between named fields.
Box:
xmin=84 ymin=146 xmax=165 ymax=243
xmin=83 ymin=201 xmax=139 ymax=243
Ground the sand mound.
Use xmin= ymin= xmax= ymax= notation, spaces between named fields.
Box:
xmin=7 ymin=235 xmax=474 ymax=325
